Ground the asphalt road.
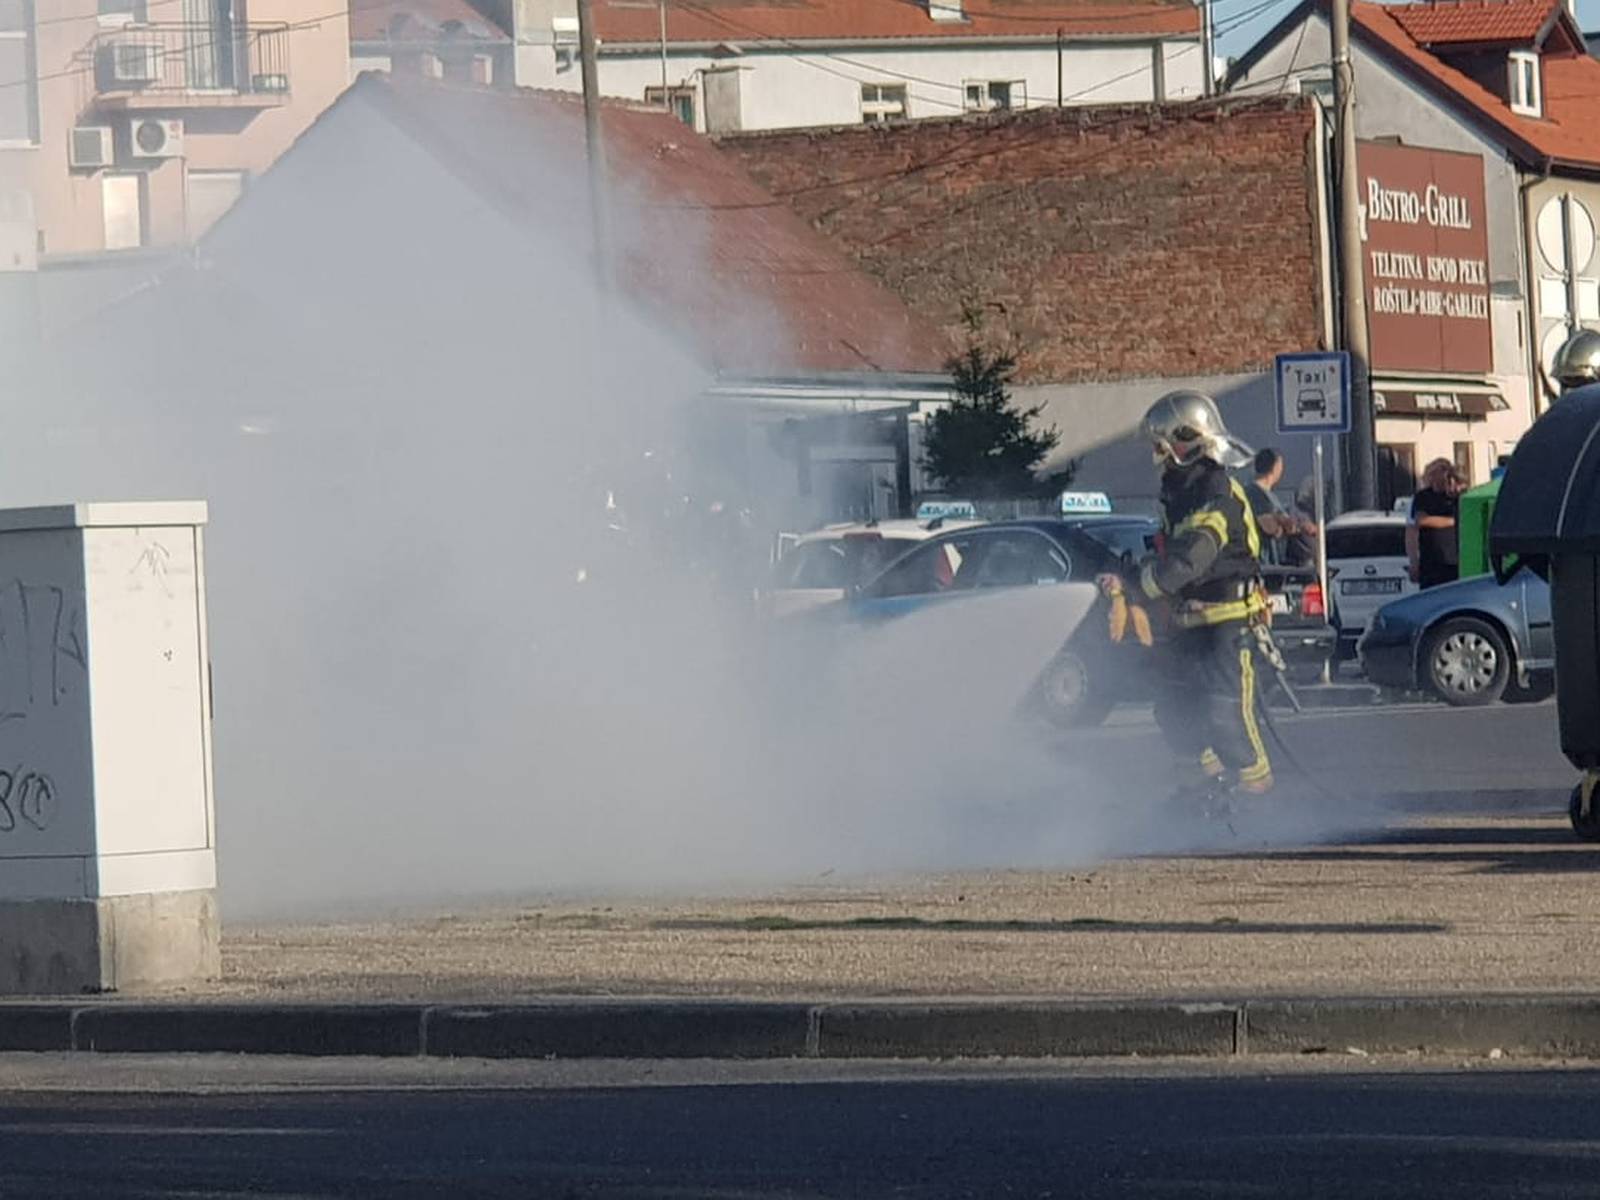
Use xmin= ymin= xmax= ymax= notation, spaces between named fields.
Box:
xmin=1079 ymin=695 xmax=1574 ymax=813
xmin=6 ymin=1056 xmax=1600 ymax=1199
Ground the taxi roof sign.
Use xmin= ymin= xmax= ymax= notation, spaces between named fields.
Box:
xmin=916 ymin=500 xmax=977 ymax=520
xmin=1059 ymin=491 xmax=1113 ymax=515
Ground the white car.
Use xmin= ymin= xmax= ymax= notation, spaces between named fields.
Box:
xmin=761 ymin=515 xmax=984 ymax=618
xmin=1325 ymin=509 xmax=1417 ymax=655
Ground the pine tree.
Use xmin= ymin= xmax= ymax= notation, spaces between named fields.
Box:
xmin=922 ymin=313 xmax=1063 ymax=500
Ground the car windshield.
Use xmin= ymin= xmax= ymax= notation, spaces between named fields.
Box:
xmin=1327 ymin=524 xmax=1407 ymax=559
xmin=773 ymin=535 xmax=919 ymax=591
xmin=1075 ymin=521 xmax=1157 ymax=563
xmin=865 ymin=529 xmax=1073 ymax=598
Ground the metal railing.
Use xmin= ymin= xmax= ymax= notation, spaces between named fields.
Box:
xmin=93 ymin=22 xmax=291 ymax=98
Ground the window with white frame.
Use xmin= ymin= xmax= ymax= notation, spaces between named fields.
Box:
xmin=645 ymin=85 xmax=696 ymax=128
xmin=1295 ymin=72 xmax=1334 ymax=104
xmin=963 ymin=80 xmax=1024 ymax=112
xmin=861 ymin=82 xmax=907 ymax=124
xmin=0 ymin=0 xmax=37 ymax=145
xmin=1509 ymin=50 xmax=1541 ymax=117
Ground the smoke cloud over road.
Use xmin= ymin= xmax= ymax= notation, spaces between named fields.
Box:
xmin=0 ymin=85 xmax=1336 ymax=920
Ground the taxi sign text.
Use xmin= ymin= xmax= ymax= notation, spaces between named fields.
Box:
xmin=1059 ymin=491 xmax=1113 ymax=514
xmin=917 ymin=500 xmax=977 ymax=520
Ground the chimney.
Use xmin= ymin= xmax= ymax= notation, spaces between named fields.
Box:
xmin=926 ymin=0 xmax=964 ymax=22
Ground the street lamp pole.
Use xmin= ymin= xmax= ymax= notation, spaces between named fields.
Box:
xmin=577 ymin=0 xmax=612 ymax=288
xmin=1331 ymin=0 xmax=1377 ymax=508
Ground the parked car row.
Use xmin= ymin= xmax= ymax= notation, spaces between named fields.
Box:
xmin=763 ymin=495 xmax=1559 ymax=717
xmin=760 ymin=500 xmax=1336 ymax=728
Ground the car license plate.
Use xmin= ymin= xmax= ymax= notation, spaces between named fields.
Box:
xmin=1269 ymin=592 xmax=1290 ymax=614
xmin=1341 ymin=578 xmax=1402 ymax=596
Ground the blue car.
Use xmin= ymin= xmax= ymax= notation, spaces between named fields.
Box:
xmin=843 ymin=518 xmax=1143 ymax=727
xmin=841 ymin=516 xmax=1327 ymax=726
xmin=1357 ymin=569 xmax=1554 ymax=706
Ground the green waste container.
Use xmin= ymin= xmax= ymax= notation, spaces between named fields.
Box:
xmin=1456 ymin=477 xmax=1501 ymax=579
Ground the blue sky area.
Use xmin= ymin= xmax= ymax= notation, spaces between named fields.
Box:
xmin=1216 ymin=0 xmax=1600 ymax=63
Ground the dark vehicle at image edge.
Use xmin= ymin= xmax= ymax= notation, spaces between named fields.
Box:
xmin=1357 ymin=568 xmax=1554 ymax=706
xmin=846 ymin=517 xmax=1330 ymax=728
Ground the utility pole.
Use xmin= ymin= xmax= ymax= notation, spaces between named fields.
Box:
xmin=1331 ymin=0 xmax=1376 ymax=508
xmin=1056 ymin=28 xmax=1064 ymax=106
xmin=658 ymin=0 xmax=669 ymax=105
xmin=1200 ymin=0 xmax=1214 ymax=96
xmin=577 ymin=0 xmax=612 ymax=288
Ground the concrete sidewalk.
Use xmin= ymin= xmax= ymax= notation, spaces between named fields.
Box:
xmin=5 ymin=809 xmax=1600 ymax=1061
xmin=214 ymin=813 xmax=1593 ymax=1005
xmin=4 ymin=701 xmax=1588 ymax=1062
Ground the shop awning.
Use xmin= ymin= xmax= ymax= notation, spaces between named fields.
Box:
xmin=1373 ymin=379 xmax=1509 ymax=420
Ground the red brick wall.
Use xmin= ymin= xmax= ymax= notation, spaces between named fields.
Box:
xmin=719 ymin=97 xmax=1327 ymax=385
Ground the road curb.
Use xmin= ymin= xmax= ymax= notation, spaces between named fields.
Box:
xmin=1245 ymin=998 xmax=1600 ymax=1057
xmin=814 ymin=1002 xmax=1238 ymax=1058
xmin=425 ymin=1003 xmax=814 ymax=1060
xmin=7 ymin=996 xmax=1600 ymax=1060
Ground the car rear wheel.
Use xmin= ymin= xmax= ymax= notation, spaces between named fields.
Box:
xmin=1032 ymin=648 xmax=1115 ymax=729
xmin=1423 ymin=617 xmax=1510 ymax=706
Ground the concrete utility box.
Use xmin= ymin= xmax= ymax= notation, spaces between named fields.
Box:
xmin=0 ymin=502 xmax=217 ymax=993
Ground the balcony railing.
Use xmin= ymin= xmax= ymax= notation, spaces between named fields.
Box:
xmin=92 ymin=22 xmax=291 ymax=106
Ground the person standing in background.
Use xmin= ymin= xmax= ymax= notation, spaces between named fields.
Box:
xmin=1407 ymin=459 xmax=1466 ymax=589
xmin=1243 ymin=448 xmax=1318 ymax=566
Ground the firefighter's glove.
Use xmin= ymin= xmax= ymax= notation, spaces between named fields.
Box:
xmin=1098 ymin=575 xmax=1154 ymax=647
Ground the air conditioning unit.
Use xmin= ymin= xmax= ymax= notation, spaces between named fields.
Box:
xmin=107 ymin=39 xmax=163 ymax=85
xmin=126 ymin=116 xmax=183 ymax=160
xmin=69 ymin=125 xmax=115 ymax=170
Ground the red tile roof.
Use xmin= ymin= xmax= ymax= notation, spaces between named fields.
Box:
xmin=354 ymin=75 xmax=948 ymax=376
xmin=1355 ymin=0 xmax=1600 ymax=169
xmin=350 ymin=0 xmax=510 ymax=45
xmin=1385 ymin=0 xmax=1552 ymax=46
xmin=591 ymin=0 xmax=1199 ymax=45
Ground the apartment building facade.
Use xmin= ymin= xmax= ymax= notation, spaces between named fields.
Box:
xmin=358 ymin=0 xmax=1206 ymax=133
xmin=0 ymin=0 xmax=347 ymax=271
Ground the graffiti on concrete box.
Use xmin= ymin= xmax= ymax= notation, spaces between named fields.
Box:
xmin=0 ymin=579 xmax=87 ymax=722
xmin=0 ymin=765 xmax=56 ymax=833
xmin=0 ymin=580 xmax=83 ymax=838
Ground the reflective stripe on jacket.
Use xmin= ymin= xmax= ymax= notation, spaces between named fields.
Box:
xmin=1138 ymin=461 xmax=1265 ymax=617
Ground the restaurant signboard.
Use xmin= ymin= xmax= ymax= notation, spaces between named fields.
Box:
xmin=1358 ymin=141 xmax=1492 ymax=376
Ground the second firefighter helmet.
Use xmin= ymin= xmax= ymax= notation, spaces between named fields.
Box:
xmin=1552 ymin=328 xmax=1600 ymax=392
xmin=1141 ymin=389 xmax=1253 ymax=469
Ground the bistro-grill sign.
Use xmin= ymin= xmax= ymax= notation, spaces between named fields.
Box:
xmin=1358 ymin=142 xmax=1492 ymax=375
xmin=1366 ymin=182 xmax=1474 ymax=229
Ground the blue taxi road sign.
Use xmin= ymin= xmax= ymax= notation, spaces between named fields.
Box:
xmin=1275 ymin=351 xmax=1351 ymax=435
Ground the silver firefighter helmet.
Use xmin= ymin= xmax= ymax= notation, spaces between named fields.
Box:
xmin=1552 ymin=328 xmax=1600 ymax=392
xmin=1140 ymin=389 xmax=1253 ymax=470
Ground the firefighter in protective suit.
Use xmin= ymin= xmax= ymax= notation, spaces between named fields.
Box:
xmin=1100 ymin=390 xmax=1274 ymax=807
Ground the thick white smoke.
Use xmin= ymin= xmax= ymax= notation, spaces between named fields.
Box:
xmin=1 ymin=87 xmax=1290 ymax=919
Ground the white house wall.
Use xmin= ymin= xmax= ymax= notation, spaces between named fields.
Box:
xmin=1023 ymin=373 xmax=1324 ymax=513
xmin=517 ymin=40 xmax=1204 ymax=131
xmin=1231 ymin=11 xmax=1534 ymax=482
